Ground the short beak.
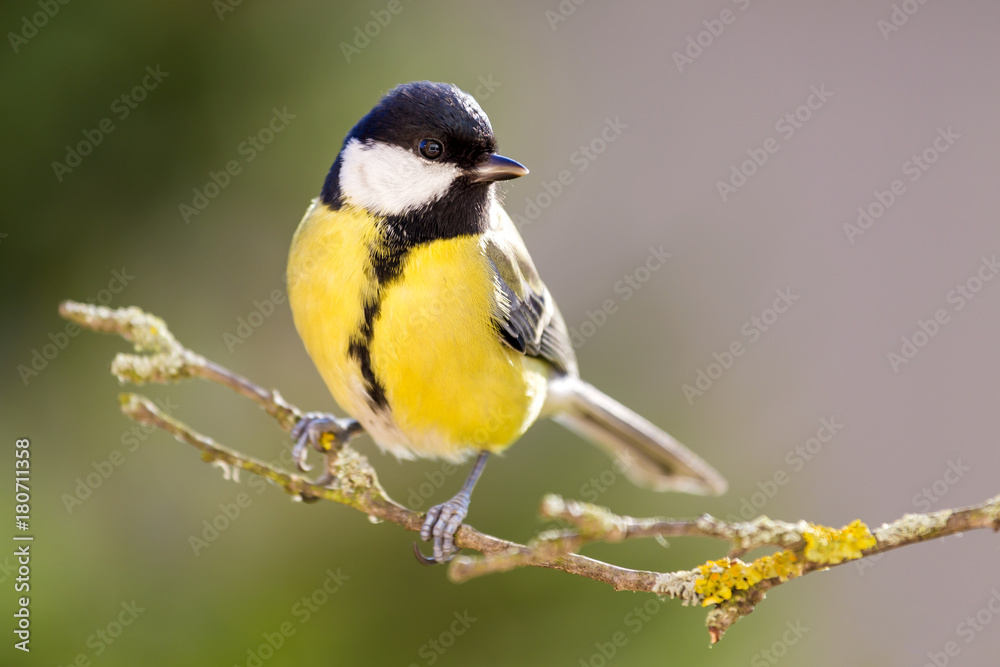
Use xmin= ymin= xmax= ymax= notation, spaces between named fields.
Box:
xmin=469 ymin=154 xmax=529 ymax=183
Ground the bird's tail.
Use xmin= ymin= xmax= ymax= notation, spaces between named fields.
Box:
xmin=546 ymin=377 xmax=727 ymax=495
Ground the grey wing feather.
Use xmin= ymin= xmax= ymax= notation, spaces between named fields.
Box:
xmin=484 ymin=207 xmax=577 ymax=376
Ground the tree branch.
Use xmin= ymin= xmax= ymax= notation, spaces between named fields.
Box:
xmin=59 ymin=301 xmax=1000 ymax=643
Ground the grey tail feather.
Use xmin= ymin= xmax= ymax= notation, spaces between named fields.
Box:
xmin=549 ymin=378 xmax=727 ymax=495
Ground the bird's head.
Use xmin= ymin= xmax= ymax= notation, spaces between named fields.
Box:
xmin=324 ymin=81 xmax=528 ymax=218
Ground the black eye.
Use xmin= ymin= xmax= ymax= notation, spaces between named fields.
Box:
xmin=419 ymin=139 xmax=443 ymax=160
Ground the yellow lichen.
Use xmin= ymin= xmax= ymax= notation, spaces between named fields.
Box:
xmin=319 ymin=431 xmax=339 ymax=451
xmin=694 ymin=520 xmax=877 ymax=605
xmin=756 ymin=550 xmax=803 ymax=580
xmin=802 ymin=520 xmax=876 ymax=564
xmin=694 ymin=551 xmax=804 ymax=606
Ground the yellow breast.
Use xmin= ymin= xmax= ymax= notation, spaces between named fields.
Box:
xmin=288 ymin=200 xmax=375 ymax=420
xmin=287 ymin=200 xmax=547 ymax=460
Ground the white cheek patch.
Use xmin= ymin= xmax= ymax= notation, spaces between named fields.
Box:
xmin=339 ymin=138 xmax=461 ymax=216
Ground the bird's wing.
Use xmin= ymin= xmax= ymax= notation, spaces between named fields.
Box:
xmin=483 ymin=206 xmax=578 ymax=376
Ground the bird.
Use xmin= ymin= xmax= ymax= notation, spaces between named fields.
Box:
xmin=286 ymin=81 xmax=726 ymax=563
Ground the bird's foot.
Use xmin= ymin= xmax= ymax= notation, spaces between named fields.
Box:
xmin=290 ymin=412 xmax=362 ymax=474
xmin=414 ymin=493 xmax=472 ymax=565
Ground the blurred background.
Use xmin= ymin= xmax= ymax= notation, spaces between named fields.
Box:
xmin=3 ymin=1 xmax=999 ymax=665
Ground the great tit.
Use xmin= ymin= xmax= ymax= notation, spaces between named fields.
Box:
xmin=287 ymin=81 xmax=726 ymax=563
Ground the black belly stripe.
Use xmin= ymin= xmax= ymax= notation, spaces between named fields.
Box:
xmin=343 ymin=185 xmax=491 ymax=411
xmin=348 ymin=237 xmax=410 ymax=409
xmin=347 ymin=339 xmax=387 ymax=407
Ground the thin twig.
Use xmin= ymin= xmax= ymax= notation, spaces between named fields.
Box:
xmin=60 ymin=301 xmax=1000 ymax=643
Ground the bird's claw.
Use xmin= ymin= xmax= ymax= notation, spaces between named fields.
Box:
xmin=412 ymin=542 xmax=441 ymax=566
xmin=291 ymin=412 xmax=360 ymax=473
xmin=415 ymin=494 xmax=471 ymax=564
